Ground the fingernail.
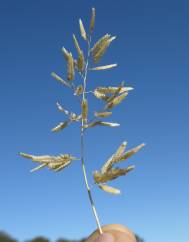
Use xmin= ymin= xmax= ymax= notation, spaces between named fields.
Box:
xmin=94 ymin=233 xmax=114 ymax=242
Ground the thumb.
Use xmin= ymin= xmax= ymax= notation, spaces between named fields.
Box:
xmin=94 ymin=233 xmax=114 ymax=242
xmin=86 ymin=224 xmax=137 ymax=242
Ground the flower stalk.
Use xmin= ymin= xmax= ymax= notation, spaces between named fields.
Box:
xmin=80 ymin=36 xmax=103 ymax=234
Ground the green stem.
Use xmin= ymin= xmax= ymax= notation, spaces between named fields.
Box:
xmin=80 ymin=37 xmax=102 ymax=234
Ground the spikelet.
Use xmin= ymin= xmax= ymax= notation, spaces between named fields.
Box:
xmin=96 ymin=121 xmax=119 ymax=127
xmin=20 ymin=153 xmax=52 ymax=163
xmin=67 ymin=52 xmax=75 ymax=81
xmin=106 ymin=81 xmax=125 ymax=103
xmin=91 ymin=34 xmax=110 ymax=58
xmin=113 ymin=141 xmax=128 ymax=160
xmin=82 ymin=99 xmax=88 ymax=123
xmin=79 ymin=19 xmax=87 ymax=41
xmin=93 ymin=90 xmax=109 ymax=101
xmin=98 ymin=184 xmax=121 ymax=195
xmin=83 ymin=121 xmax=119 ymax=129
xmin=73 ymin=34 xmax=85 ymax=71
xmin=93 ymin=166 xmax=135 ymax=183
xmin=106 ymin=92 xmax=128 ymax=109
xmin=94 ymin=111 xmax=112 ymax=118
xmin=20 ymin=153 xmax=76 ymax=163
xmin=74 ymin=85 xmax=83 ymax=96
xmin=90 ymin=64 xmax=117 ymax=71
xmin=90 ymin=7 xmax=95 ymax=33
xmin=20 ymin=153 xmax=78 ymax=172
xmin=93 ymin=36 xmax=116 ymax=63
xmin=100 ymin=154 xmax=115 ymax=174
xmin=62 ymin=47 xmax=70 ymax=60
xmin=96 ymin=86 xmax=133 ymax=94
xmin=120 ymin=143 xmax=146 ymax=161
xmin=20 ymin=152 xmax=33 ymax=159
xmin=101 ymin=141 xmax=127 ymax=173
xmin=51 ymin=121 xmax=69 ymax=132
xmin=51 ymin=72 xmax=70 ymax=87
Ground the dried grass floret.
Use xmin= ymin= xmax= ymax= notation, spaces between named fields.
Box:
xmin=73 ymin=34 xmax=85 ymax=71
xmin=62 ymin=47 xmax=70 ymax=60
xmin=51 ymin=121 xmax=69 ymax=132
xmin=98 ymin=184 xmax=121 ymax=195
xmin=93 ymin=36 xmax=116 ymax=63
xmin=96 ymin=86 xmax=133 ymax=94
xmin=20 ymin=152 xmax=78 ymax=172
xmin=51 ymin=72 xmax=70 ymax=87
xmin=67 ymin=52 xmax=75 ymax=80
xmin=79 ymin=19 xmax=87 ymax=41
xmin=90 ymin=7 xmax=95 ymax=33
xmin=90 ymin=64 xmax=117 ymax=71
xmin=93 ymin=166 xmax=135 ymax=183
xmin=83 ymin=121 xmax=119 ymax=129
xmin=119 ymin=143 xmax=146 ymax=161
xmin=82 ymin=99 xmax=88 ymax=123
xmin=91 ymin=34 xmax=116 ymax=63
xmin=106 ymin=92 xmax=128 ymax=109
xmin=94 ymin=111 xmax=112 ymax=118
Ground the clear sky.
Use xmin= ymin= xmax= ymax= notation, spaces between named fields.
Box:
xmin=0 ymin=1 xmax=189 ymax=242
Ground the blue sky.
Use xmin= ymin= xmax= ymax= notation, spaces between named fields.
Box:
xmin=0 ymin=0 xmax=189 ymax=242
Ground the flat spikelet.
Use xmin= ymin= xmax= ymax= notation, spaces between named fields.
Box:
xmin=94 ymin=111 xmax=112 ymax=118
xmin=93 ymin=36 xmax=116 ymax=63
xmin=100 ymin=154 xmax=114 ymax=174
xmin=90 ymin=7 xmax=95 ymax=33
xmin=98 ymin=184 xmax=121 ymax=195
xmin=83 ymin=121 xmax=119 ymax=129
xmin=93 ymin=166 xmax=135 ymax=183
xmin=82 ymin=99 xmax=88 ymax=123
xmin=67 ymin=52 xmax=75 ymax=81
xmin=73 ymin=34 xmax=85 ymax=71
xmin=20 ymin=152 xmax=33 ymax=159
xmin=20 ymin=152 xmax=78 ymax=172
xmin=101 ymin=141 xmax=127 ymax=173
xmin=113 ymin=141 xmax=128 ymax=160
xmin=91 ymin=34 xmax=116 ymax=63
xmin=91 ymin=34 xmax=110 ymax=56
xmin=79 ymin=19 xmax=87 ymax=41
xmin=106 ymin=92 xmax=128 ymax=109
xmin=74 ymin=85 xmax=83 ymax=96
xmin=51 ymin=121 xmax=69 ymax=132
xmin=90 ymin=64 xmax=117 ymax=71
xmin=120 ymin=143 xmax=146 ymax=161
xmin=51 ymin=72 xmax=70 ymax=87
xmin=96 ymin=86 xmax=133 ymax=94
